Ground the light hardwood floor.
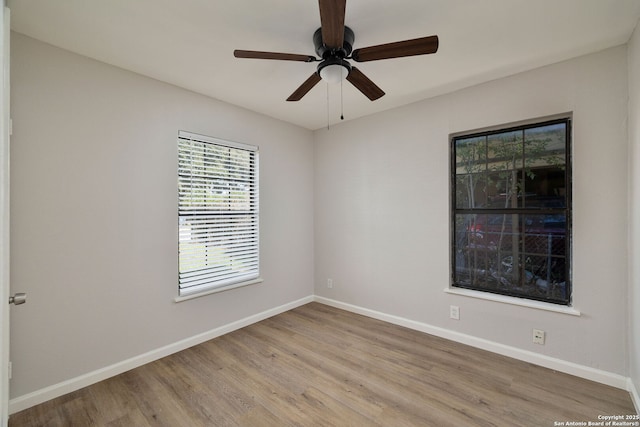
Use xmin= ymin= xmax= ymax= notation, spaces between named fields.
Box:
xmin=9 ymin=302 xmax=637 ymax=426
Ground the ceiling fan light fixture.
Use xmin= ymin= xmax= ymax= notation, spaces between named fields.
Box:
xmin=320 ymin=63 xmax=348 ymax=83
xmin=317 ymin=58 xmax=351 ymax=83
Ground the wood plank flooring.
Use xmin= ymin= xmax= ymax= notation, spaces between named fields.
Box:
xmin=9 ymin=302 xmax=637 ymax=426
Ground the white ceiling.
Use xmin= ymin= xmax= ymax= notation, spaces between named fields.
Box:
xmin=8 ymin=0 xmax=640 ymax=130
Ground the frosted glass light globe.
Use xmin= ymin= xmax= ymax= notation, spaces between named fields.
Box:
xmin=320 ymin=64 xmax=348 ymax=83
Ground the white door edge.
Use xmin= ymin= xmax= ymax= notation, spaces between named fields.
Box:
xmin=0 ymin=4 xmax=10 ymax=426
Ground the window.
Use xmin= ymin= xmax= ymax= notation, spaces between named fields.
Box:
xmin=178 ymin=131 xmax=259 ymax=297
xmin=451 ymin=117 xmax=571 ymax=305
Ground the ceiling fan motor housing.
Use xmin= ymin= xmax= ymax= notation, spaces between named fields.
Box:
xmin=314 ymin=26 xmax=354 ymax=79
xmin=313 ymin=26 xmax=354 ymax=59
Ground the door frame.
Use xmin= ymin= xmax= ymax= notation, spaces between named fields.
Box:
xmin=1 ymin=3 xmax=10 ymax=426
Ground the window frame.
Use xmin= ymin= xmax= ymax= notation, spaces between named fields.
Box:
xmin=177 ymin=131 xmax=260 ymax=299
xmin=450 ymin=115 xmax=572 ymax=305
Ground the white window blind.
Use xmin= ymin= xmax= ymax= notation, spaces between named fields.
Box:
xmin=178 ymin=131 xmax=259 ymax=296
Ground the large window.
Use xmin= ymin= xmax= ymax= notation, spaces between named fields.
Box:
xmin=451 ymin=117 xmax=571 ymax=305
xmin=178 ymin=131 xmax=259 ymax=297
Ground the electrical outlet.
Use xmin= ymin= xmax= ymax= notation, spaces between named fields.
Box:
xmin=533 ymin=329 xmax=545 ymax=345
xmin=450 ymin=305 xmax=460 ymax=320
xmin=327 ymin=278 xmax=333 ymax=289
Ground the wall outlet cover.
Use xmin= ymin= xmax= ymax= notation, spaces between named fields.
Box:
xmin=450 ymin=305 xmax=460 ymax=320
xmin=533 ymin=329 xmax=545 ymax=345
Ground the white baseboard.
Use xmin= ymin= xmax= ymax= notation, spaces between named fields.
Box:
xmin=8 ymin=295 xmax=314 ymax=415
xmin=629 ymin=377 xmax=640 ymax=414
xmin=314 ymin=296 xmax=631 ymax=391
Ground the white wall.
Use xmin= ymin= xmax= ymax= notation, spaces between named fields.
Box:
xmin=314 ymin=46 xmax=629 ymax=375
xmin=628 ymin=18 xmax=640 ymax=404
xmin=9 ymin=33 xmax=314 ymax=399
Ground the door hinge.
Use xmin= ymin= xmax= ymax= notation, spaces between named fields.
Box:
xmin=8 ymin=361 xmax=11 ymax=379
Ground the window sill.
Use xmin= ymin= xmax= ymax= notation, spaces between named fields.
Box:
xmin=175 ymin=278 xmax=264 ymax=303
xmin=444 ymin=287 xmax=581 ymax=316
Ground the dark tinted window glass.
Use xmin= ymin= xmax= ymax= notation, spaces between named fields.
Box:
xmin=451 ymin=118 xmax=571 ymax=305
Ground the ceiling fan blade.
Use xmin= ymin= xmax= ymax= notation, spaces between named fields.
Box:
xmin=234 ymin=50 xmax=316 ymax=62
xmin=351 ymin=35 xmax=439 ymax=62
xmin=287 ymin=73 xmax=322 ymax=101
xmin=318 ymin=0 xmax=346 ymax=48
xmin=346 ymin=67 xmax=385 ymax=101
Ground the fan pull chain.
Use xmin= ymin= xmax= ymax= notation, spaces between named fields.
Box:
xmin=326 ymin=83 xmax=330 ymax=130
xmin=340 ymin=79 xmax=344 ymax=120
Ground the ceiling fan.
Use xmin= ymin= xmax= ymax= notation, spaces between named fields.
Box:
xmin=233 ymin=0 xmax=439 ymax=102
